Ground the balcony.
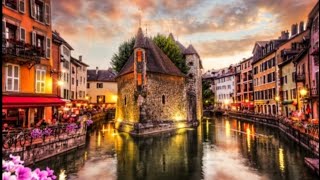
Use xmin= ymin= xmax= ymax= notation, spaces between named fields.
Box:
xmin=311 ymin=88 xmax=319 ymax=97
xmin=296 ymin=73 xmax=305 ymax=82
xmin=2 ymin=39 xmax=42 ymax=64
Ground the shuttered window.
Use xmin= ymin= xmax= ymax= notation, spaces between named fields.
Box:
xmin=35 ymin=69 xmax=46 ymax=93
xmin=19 ymin=27 xmax=25 ymax=42
xmin=45 ymin=3 xmax=50 ymax=25
xmin=30 ymin=0 xmax=35 ymax=18
xmin=19 ymin=0 xmax=25 ymax=13
xmin=6 ymin=64 xmax=19 ymax=91
xmin=46 ymin=37 xmax=51 ymax=58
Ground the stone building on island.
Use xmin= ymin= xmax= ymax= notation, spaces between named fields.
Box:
xmin=115 ymin=28 xmax=202 ymax=135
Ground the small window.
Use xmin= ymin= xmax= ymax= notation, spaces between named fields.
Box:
xmin=97 ymin=83 xmax=103 ymax=88
xmin=136 ymin=50 xmax=143 ymax=62
xmin=188 ymin=61 xmax=194 ymax=66
xmin=87 ymin=83 xmax=90 ymax=89
xmin=124 ymin=96 xmax=127 ymax=106
xmin=137 ymin=73 xmax=142 ymax=85
xmin=162 ymin=95 xmax=165 ymax=105
xmin=188 ymin=73 xmax=194 ymax=79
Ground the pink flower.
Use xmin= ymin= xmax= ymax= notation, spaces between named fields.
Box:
xmin=2 ymin=172 xmax=17 ymax=180
xmin=15 ymin=167 xmax=32 ymax=180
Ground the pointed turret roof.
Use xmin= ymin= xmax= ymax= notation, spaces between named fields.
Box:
xmin=175 ymin=40 xmax=186 ymax=52
xmin=117 ymin=32 xmax=185 ymax=78
xmin=168 ymin=33 xmax=175 ymax=41
xmin=134 ymin=27 xmax=146 ymax=49
xmin=183 ymin=44 xmax=199 ymax=56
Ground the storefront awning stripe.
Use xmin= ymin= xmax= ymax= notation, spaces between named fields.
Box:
xmin=2 ymin=96 xmax=65 ymax=108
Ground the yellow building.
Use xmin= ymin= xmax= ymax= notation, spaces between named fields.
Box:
xmin=86 ymin=67 xmax=117 ymax=108
xmin=277 ymin=29 xmax=309 ymax=117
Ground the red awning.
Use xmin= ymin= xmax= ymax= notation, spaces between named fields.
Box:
xmin=231 ymin=103 xmax=241 ymax=107
xmin=2 ymin=96 xmax=65 ymax=108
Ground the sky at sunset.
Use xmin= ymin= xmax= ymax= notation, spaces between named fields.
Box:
xmin=52 ymin=0 xmax=318 ymax=72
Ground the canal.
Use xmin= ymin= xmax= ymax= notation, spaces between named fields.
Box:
xmin=34 ymin=116 xmax=318 ymax=180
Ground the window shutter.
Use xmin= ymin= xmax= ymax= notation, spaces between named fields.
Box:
xmin=2 ymin=19 xmax=6 ymax=39
xmin=30 ymin=0 xmax=35 ymax=18
xmin=18 ymin=0 xmax=25 ymax=13
xmin=45 ymin=3 xmax=50 ymax=25
xmin=31 ymin=31 xmax=36 ymax=46
xmin=19 ymin=27 xmax=26 ymax=42
xmin=46 ymin=37 xmax=51 ymax=58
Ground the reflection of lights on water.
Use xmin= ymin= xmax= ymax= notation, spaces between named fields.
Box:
xmin=225 ymin=121 xmax=230 ymax=137
xmin=97 ymin=131 xmax=101 ymax=147
xmin=59 ymin=170 xmax=66 ymax=180
xmin=206 ymin=119 xmax=209 ymax=137
xmin=246 ymin=128 xmax=251 ymax=152
xmin=84 ymin=151 xmax=87 ymax=161
xmin=279 ymin=148 xmax=285 ymax=172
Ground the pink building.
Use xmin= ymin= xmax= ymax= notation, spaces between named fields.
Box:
xmin=307 ymin=1 xmax=319 ymax=119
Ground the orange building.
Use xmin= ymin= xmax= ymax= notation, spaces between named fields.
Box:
xmin=239 ymin=57 xmax=253 ymax=111
xmin=2 ymin=0 xmax=64 ymax=128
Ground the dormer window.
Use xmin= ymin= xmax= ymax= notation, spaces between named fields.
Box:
xmin=136 ymin=50 xmax=143 ymax=62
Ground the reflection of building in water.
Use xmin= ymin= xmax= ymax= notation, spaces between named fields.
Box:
xmin=114 ymin=128 xmax=203 ymax=180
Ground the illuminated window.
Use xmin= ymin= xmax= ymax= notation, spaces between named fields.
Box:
xmin=136 ymin=50 xmax=143 ymax=62
xmin=137 ymin=73 xmax=142 ymax=85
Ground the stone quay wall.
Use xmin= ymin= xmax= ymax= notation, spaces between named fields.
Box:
xmin=228 ymin=112 xmax=319 ymax=157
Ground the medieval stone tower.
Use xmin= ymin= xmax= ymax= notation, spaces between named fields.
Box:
xmin=169 ymin=34 xmax=203 ymax=121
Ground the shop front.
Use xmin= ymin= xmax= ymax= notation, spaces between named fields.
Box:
xmin=2 ymin=95 xmax=65 ymax=128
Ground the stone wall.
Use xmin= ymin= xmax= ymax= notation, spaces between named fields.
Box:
xmin=145 ymin=73 xmax=187 ymax=121
xmin=116 ymin=73 xmax=140 ymax=122
xmin=185 ymin=54 xmax=203 ymax=121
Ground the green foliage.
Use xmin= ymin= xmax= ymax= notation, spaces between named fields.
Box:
xmin=202 ymin=80 xmax=214 ymax=107
xmin=111 ymin=37 xmax=135 ymax=72
xmin=153 ymin=34 xmax=189 ymax=74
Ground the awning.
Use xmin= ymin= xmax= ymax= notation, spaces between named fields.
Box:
xmin=2 ymin=96 xmax=65 ymax=108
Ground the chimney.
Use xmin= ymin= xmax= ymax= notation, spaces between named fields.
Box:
xmin=299 ymin=21 xmax=304 ymax=33
xmin=279 ymin=30 xmax=289 ymax=40
xmin=96 ymin=67 xmax=98 ymax=74
xmin=284 ymin=30 xmax=289 ymax=39
xmin=79 ymin=55 xmax=82 ymax=62
xmin=291 ymin=23 xmax=298 ymax=37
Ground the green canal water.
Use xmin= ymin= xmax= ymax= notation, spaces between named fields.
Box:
xmin=34 ymin=116 xmax=318 ymax=180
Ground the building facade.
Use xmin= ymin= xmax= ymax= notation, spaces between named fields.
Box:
xmin=70 ymin=56 xmax=89 ymax=105
xmin=277 ymin=28 xmax=309 ymax=117
xmin=307 ymin=1 xmax=319 ymax=119
xmin=86 ymin=67 xmax=117 ymax=108
xmin=252 ymin=38 xmax=287 ymax=115
xmin=2 ymin=0 xmax=65 ymax=128
xmin=213 ymin=66 xmax=237 ymax=109
xmin=239 ymin=57 xmax=253 ymax=110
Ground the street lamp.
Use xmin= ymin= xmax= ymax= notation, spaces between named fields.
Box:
xmin=224 ymin=99 xmax=230 ymax=110
xmin=275 ymin=96 xmax=280 ymax=116
xmin=299 ymin=88 xmax=307 ymax=112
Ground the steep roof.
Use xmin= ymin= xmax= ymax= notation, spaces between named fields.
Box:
xmin=52 ymin=31 xmax=74 ymax=50
xmin=175 ymin=40 xmax=186 ymax=52
xmin=117 ymin=34 xmax=185 ymax=77
xmin=87 ymin=68 xmax=117 ymax=82
xmin=133 ymin=27 xmax=146 ymax=49
xmin=183 ymin=44 xmax=199 ymax=56
xmin=252 ymin=41 xmax=268 ymax=53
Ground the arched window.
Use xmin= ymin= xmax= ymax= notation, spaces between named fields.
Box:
xmin=188 ymin=73 xmax=194 ymax=79
xmin=162 ymin=95 xmax=165 ymax=105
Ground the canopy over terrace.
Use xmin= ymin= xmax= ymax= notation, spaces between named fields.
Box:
xmin=2 ymin=94 xmax=65 ymax=128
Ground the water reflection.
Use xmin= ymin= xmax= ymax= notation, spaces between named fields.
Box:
xmin=34 ymin=118 xmax=318 ymax=180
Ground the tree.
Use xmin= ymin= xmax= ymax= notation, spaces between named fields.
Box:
xmin=111 ymin=37 xmax=135 ymax=72
xmin=153 ymin=34 xmax=189 ymax=74
xmin=202 ymin=80 xmax=214 ymax=109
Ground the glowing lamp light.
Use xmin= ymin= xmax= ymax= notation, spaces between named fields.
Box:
xmin=174 ymin=113 xmax=183 ymax=121
xmin=57 ymin=80 xmax=64 ymax=86
xmin=275 ymin=96 xmax=280 ymax=102
xmin=245 ymin=99 xmax=249 ymax=103
xmin=177 ymin=123 xmax=185 ymax=129
xmin=59 ymin=170 xmax=66 ymax=180
xmin=76 ymin=103 xmax=81 ymax=107
xmin=224 ymin=99 xmax=230 ymax=105
xmin=300 ymin=88 xmax=307 ymax=96
xmin=112 ymin=95 xmax=118 ymax=101
xmin=85 ymin=96 xmax=90 ymax=100
xmin=63 ymin=107 xmax=70 ymax=111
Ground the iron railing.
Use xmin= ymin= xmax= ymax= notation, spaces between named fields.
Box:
xmin=2 ymin=38 xmax=44 ymax=60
